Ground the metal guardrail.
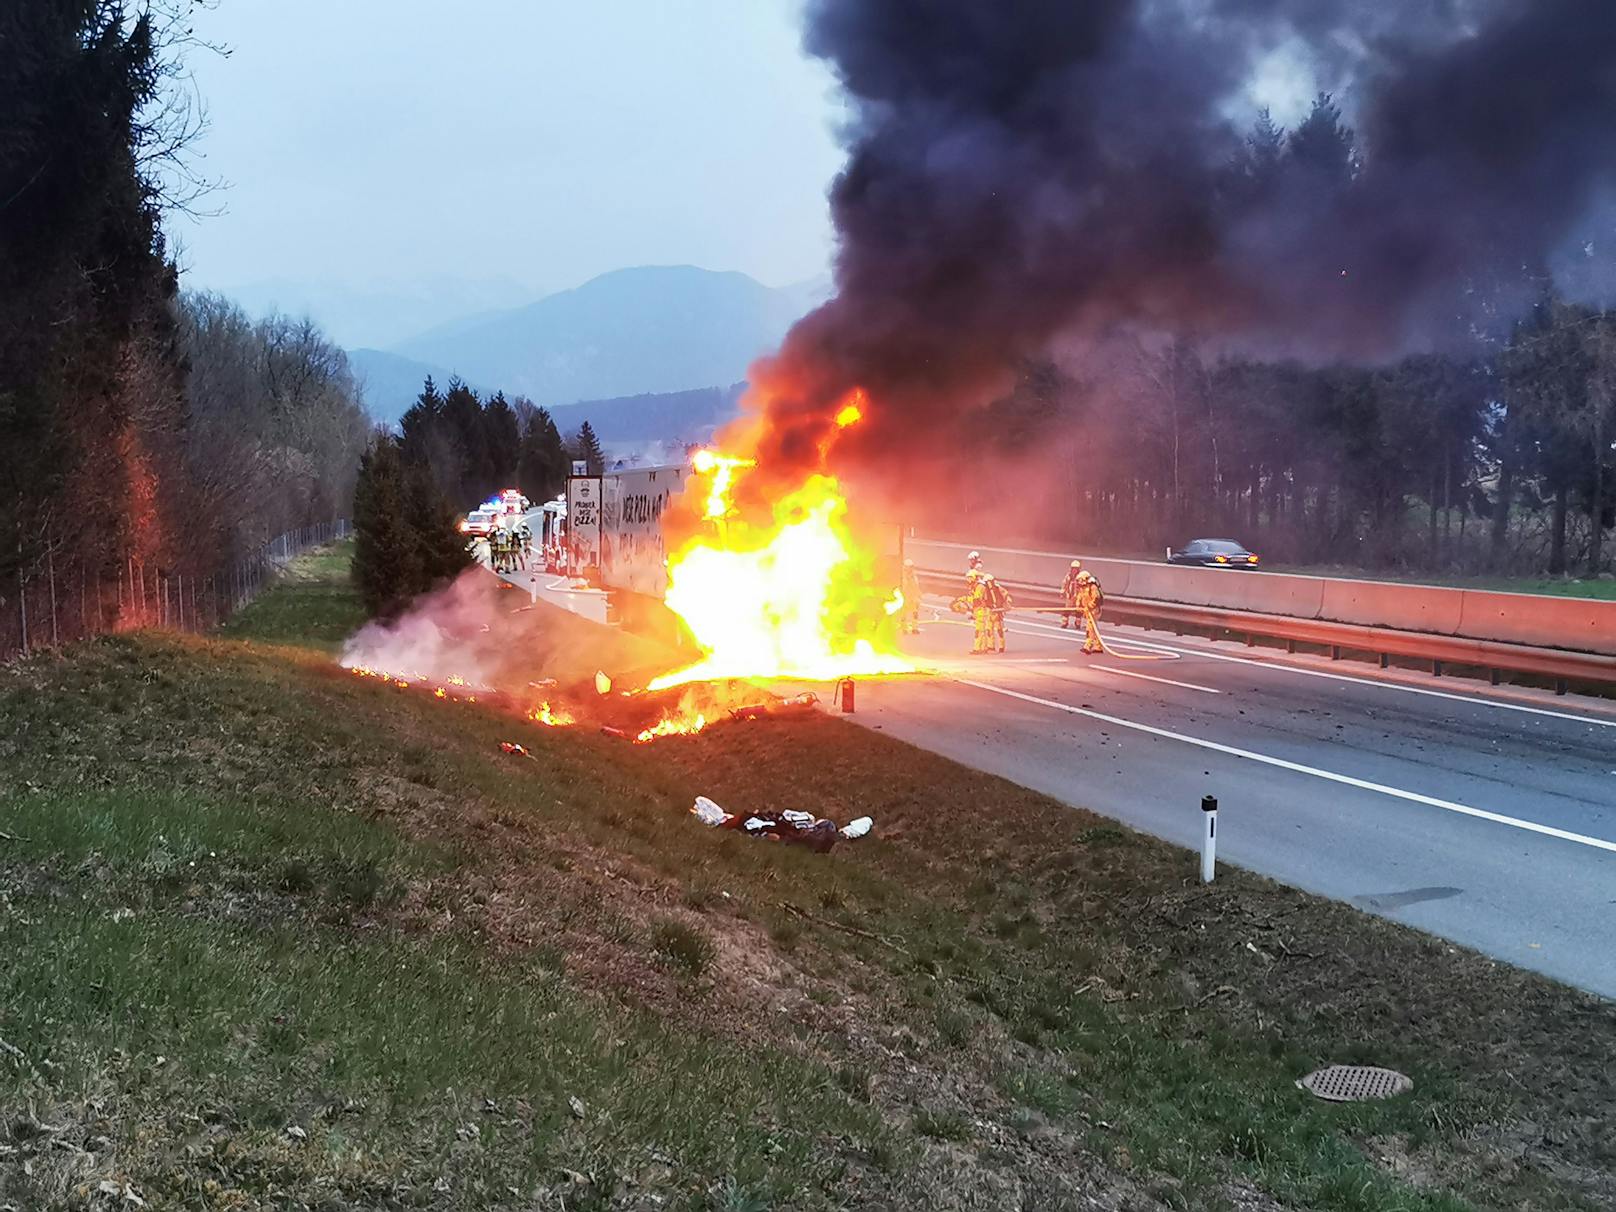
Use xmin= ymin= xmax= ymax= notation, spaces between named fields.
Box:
xmin=918 ymin=570 xmax=1616 ymax=695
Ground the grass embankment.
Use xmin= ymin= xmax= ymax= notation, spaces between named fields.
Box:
xmin=2 ymin=545 xmax=1612 ymax=1211
xmin=1263 ymin=565 xmax=1616 ymax=601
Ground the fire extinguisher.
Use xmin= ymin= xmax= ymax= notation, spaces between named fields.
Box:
xmin=838 ymin=677 xmax=855 ymax=713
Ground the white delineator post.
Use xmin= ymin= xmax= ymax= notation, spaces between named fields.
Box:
xmin=1200 ymin=795 xmax=1218 ymax=883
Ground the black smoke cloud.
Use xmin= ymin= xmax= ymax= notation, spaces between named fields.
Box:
xmin=743 ymin=0 xmax=1616 ymax=481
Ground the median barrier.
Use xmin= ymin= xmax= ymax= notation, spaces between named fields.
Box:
xmin=1457 ymin=589 xmax=1616 ymax=656
xmin=913 ymin=538 xmax=1616 ymax=657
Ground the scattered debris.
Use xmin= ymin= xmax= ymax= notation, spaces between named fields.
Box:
xmin=595 ymin=671 xmax=612 ymax=695
xmin=499 ymin=741 xmax=536 ymax=760
xmin=729 ymin=691 xmax=819 ymax=722
xmin=690 ymin=796 xmax=872 ymax=852
xmin=284 ymin=1125 xmax=307 ymax=1142
xmin=568 ymin=1095 xmax=586 ymax=1120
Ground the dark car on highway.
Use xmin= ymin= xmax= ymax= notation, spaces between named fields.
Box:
xmin=1167 ymin=538 xmax=1261 ymax=568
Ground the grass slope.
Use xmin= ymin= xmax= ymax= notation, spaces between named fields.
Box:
xmin=1 ymin=546 xmax=1612 ymax=1211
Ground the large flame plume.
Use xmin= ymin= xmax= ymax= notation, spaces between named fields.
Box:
xmin=648 ymin=389 xmax=911 ymax=691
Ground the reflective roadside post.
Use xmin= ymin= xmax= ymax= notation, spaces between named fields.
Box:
xmin=1200 ymin=795 xmax=1218 ymax=883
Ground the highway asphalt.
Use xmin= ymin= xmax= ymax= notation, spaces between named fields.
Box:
xmin=867 ymin=597 xmax=1616 ymax=998
xmin=504 ymin=562 xmax=1616 ymax=998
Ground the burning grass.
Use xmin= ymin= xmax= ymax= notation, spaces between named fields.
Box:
xmin=2 ymin=543 xmax=1613 ymax=1211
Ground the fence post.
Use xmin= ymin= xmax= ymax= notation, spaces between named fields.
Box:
xmin=16 ymin=558 xmax=27 ymax=657
xmin=47 ymin=545 xmax=58 ymax=647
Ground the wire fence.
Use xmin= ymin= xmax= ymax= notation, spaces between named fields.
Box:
xmin=0 ymin=519 xmax=350 ymax=662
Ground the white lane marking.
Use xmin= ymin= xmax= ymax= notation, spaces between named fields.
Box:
xmin=953 ymin=678 xmax=1616 ymax=854
xmin=1005 ymin=614 xmax=1616 ymax=730
xmin=1091 ymin=665 xmax=1221 ymax=694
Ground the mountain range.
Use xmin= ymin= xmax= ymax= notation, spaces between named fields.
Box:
xmin=347 ymin=265 xmax=827 ymax=429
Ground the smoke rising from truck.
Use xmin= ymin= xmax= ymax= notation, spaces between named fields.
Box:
xmin=728 ymin=0 xmax=1616 ymax=501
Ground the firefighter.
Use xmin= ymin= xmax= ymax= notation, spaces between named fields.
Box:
xmin=983 ymin=573 xmax=1011 ymax=653
xmin=967 ymin=570 xmax=991 ymax=654
xmin=517 ymin=522 xmax=533 ymax=570
xmin=494 ymin=527 xmax=512 ymax=573
xmin=1075 ymin=569 xmax=1105 ymax=654
xmin=966 ymin=549 xmax=983 ymax=580
xmin=1060 ymin=560 xmax=1083 ymax=629
xmin=900 ymin=558 xmax=922 ymax=635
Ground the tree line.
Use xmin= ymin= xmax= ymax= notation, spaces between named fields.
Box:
xmin=975 ymin=99 xmax=1616 ymax=579
xmin=395 ymin=375 xmax=606 ymax=508
xmin=1 ymin=3 xmax=370 ymax=646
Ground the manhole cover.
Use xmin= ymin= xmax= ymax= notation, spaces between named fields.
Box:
xmin=1299 ymin=1065 xmax=1412 ymax=1102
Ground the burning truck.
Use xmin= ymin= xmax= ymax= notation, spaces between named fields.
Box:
xmin=576 ymin=414 xmax=910 ymax=690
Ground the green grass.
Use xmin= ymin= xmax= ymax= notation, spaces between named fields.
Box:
xmin=1265 ymin=561 xmax=1616 ymax=600
xmin=3 ymin=541 xmax=1612 ymax=1211
xmin=217 ymin=539 xmax=369 ymax=650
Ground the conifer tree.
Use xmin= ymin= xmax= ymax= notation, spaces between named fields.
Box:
xmin=573 ymin=421 xmax=606 ymax=475
xmin=351 ymin=437 xmax=420 ymax=616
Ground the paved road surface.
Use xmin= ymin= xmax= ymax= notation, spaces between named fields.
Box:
xmin=502 ymin=560 xmax=1616 ymax=998
xmin=867 ymin=598 xmax=1616 ymax=997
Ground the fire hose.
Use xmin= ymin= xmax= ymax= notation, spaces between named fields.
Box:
xmin=1019 ymin=605 xmax=1180 ymax=662
xmin=934 ymin=601 xmax=1179 ymax=662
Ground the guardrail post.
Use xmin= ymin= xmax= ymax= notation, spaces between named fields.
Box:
xmin=1432 ymin=659 xmax=1444 ymax=678
xmin=1379 ymin=653 xmax=1390 ymax=669
xmin=1555 ymin=678 xmax=1568 ymax=697
xmin=1489 ymin=669 xmax=1501 ymax=686
xmin=1329 ymin=644 xmax=1341 ymax=661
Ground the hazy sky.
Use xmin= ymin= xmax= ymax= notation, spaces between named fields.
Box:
xmin=170 ymin=1 xmax=845 ymax=297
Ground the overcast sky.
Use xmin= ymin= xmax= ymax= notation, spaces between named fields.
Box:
xmin=170 ymin=1 xmax=845 ymax=298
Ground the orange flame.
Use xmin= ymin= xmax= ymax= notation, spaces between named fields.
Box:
xmin=648 ymin=389 xmax=909 ymax=691
xmin=635 ymin=710 xmax=708 ymax=743
xmin=527 ymin=701 xmax=575 ymax=727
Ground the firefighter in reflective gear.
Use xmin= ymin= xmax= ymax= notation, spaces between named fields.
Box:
xmin=983 ymin=573 xmax=1012 ymax=652
xmin=967 ymin=570 xmax=991 ymax=654
xmin=1060 ymin=560 xmax=1084 ymax=629
xmin=900 ymin=558 xmax=922 ymax=634
xmin=517 ymin=523 xmax=533 ymax=570
xmin=494 ymin=527 xmax=513 ymax=573
xmin=1075 ymin=570 xmax=1104 ymax=654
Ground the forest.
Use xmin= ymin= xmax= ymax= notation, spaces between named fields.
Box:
xmin=0 ymin=4 xmax=370 ymax=652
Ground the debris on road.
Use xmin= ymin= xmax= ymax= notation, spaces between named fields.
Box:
xmin=499 ymin=741 xmax=536 ymax=760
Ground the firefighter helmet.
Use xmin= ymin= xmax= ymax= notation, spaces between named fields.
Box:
xmin=968 ymin=550 xmax=980 ymax=560
xmin=1070 ymin=560 xmax=1081 ymax=568
xmin=903 ymin=558 xmax=914 ymax=567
